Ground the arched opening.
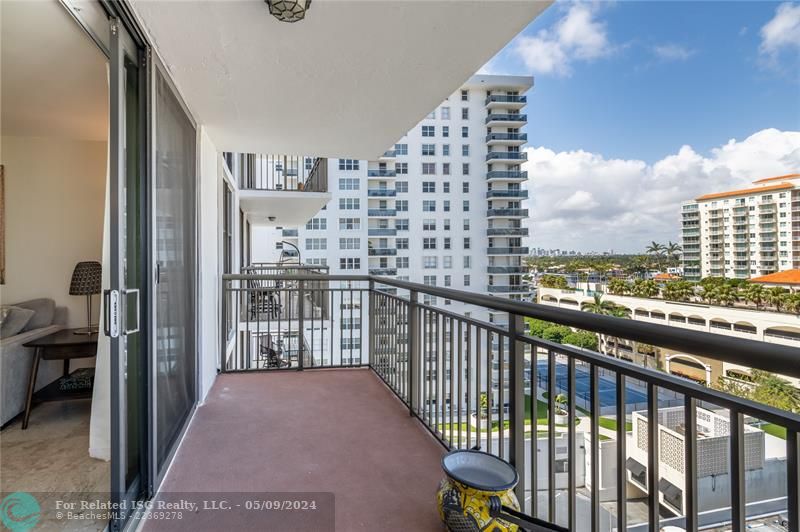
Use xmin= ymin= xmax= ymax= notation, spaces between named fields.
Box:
xmin=733 ymin=321 xmax=757 ymax=334
xmin=765 ymin=326 xmax=800 ymax=342
xmin=687 ymin=315 xmax=706 ymax=326
xmin=668 ymin=313 xmax=686 ymax=324
xmin=710 ymin=318 xmax=731 ymax=331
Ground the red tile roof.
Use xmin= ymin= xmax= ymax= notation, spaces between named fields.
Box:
xmin=696 ymin=182 xmax=794 ymax=201
xmin=753 ymin=173 xmax=800 ymax=184
xmin=750 ymin=270 xmax=800 ymax=285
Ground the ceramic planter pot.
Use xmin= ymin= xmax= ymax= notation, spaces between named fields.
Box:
xmin=436 ymin=450 xmax=520 ymax=532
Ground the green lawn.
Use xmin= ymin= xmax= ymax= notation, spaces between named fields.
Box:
xmin=598 ymin=416 xmax=633 ymax=432
xmin=761 ymin=423 xmax=787 ymax=440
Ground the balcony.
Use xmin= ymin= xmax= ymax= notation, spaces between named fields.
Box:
xmin=485 ymin=132 xmax=527 ymax=145
xmin=487 ymin=170 xmax=527 ymax=181
xmin=229 ymin=154 xmax=331 ymax=226
xmin=367 ymin=188 xmax=397 ymax=197
xmin=486 ymin=151 xmax=528 ymax=162
xmin=487 ymin=246 xmax=529 ymax=255
xmin=281 ymin=228 xmax=298 ymax=237
xmin=368 ymin=169 xmax=396 ymax=177
xmin=487 ymin=266 xmax=528 ymax=274
xmin=487 ymin=285 xmax=530 ymax=293
xmin=486 ymin=189 xmax=529 ymax=199
xmin=150 ymin=370 xmax=444 ymax=531
xmin=368 ymin=248 xmax=397 ymax=256
xmin=381 ymin=149 xmax=397 ymax=159
xmin=209 ymin=273 xmax=800 ymax=532
xmin=368 ymin=228 xmax=397 ymax=237
xmin=368 ymin=267 xmax=397 ymax=275
xmin=487 ymin=208 xmax=528 ymax=218
xmin=368 ymin=209 xmax=397 ymax=217
xmin=485 ymin=113 xmax=527 ymax=125
xmin=487 ymin=227 xmax=529 ymax=237
xmin=485 ymin=94 xmax=527 ymax=107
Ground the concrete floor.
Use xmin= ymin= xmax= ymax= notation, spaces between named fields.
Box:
xmin=1 ymin=400 xmax=109 ymax=531
xmin=144 ymin=368 xmax=446 ymax=532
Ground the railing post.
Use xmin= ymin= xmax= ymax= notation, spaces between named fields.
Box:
xmin=368 ymin=279 xmax=375 ymax=369
xmin=408 ymin=289 xmax=419 ymax=416
xmin=298 ymin=280 xmax=304 ymax=370
xmin=508 ymin=313 xmax=526 ymax=502
xmin=220 ymin=277 xmax=227 ymax=373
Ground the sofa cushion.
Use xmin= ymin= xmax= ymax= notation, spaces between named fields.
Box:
xmin=15 ymin=298 xmax=56 ymax=331
xmin=0 ymin=306 xmax=36 ymax=338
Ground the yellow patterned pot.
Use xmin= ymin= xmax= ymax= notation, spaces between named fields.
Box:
xmin=436 ymin=450 xmax=520 ymax=532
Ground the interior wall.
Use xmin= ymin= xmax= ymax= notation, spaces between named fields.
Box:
xmin=1 ymin=135 xmax=107 ymax=329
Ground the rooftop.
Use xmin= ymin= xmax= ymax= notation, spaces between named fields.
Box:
xmin=751 ymin=269 xmax=800 ymax=286
xmin=695 ymin=181 xmax=795 ymax=201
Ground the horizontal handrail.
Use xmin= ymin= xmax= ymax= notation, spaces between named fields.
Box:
xmin=222 ymin=273 xmax=800 ymax=380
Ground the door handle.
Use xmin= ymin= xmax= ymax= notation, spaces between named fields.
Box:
xmin=104 ymin=289 xmax=120 ymax=338
xmin=122 ymin=288 xmax=140 ymax=335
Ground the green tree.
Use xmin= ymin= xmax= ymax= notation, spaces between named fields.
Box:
xmin=741 ymin=283 xmax=766 ymax=309
xmin=581 ymin=294 xmax=629 ymax=357
xmin=607 ymin=278 xmax=630 ymax=296
xmin=539 ymin=274 xmax=569 ymax=289
xmin=665 ymin=241 xmax=682 ymax=267
xmin=631 ymin=279 xmax=659 ymax=298
xmin=767 ymin=286 xmax=790 ymax=311
xmin=563 ymin=330 xmax=599 ymax=350
xmin=662 ymin=280 xmax=694 ymax=302
xmin=645 ymin=241 xmax=666 ymax=270
xmin=750 ymin=370 xmax=800 ymax=413
xmin=541 ymin=324 xmax=573 ymax=343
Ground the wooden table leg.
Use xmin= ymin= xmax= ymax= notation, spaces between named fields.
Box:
xmin=22 ymin=347 xmax=41 ymax=430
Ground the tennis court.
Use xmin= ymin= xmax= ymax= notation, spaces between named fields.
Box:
xmin=535 ymin=360 xmax=649 ymax=408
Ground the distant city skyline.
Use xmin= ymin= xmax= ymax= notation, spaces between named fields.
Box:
xmin=485 ymin=1 xmax=800 ymax=253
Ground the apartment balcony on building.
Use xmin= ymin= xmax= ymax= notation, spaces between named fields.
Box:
xmin=487 ymin=246 xmax=529 ymax=255
xmin=367 ymin=188 xmax=397 ymax=197
xmin=487 ymin=170 xmax=528 ymax=181
xmin=486 ymin=151 xmax=529 ymax=162
xmin=485 ymin=113 xmax=528 ymax=126
xmin=368 ymin=208 xmax=397 ymax=217
xmin=368 ymin=248 xmax=398 ymax=257
xmin=227 ymin=153 xmax=331 ymax=226
xmin=486 ymin=132 xmax=528 ymax=146
xmin=367 ymin=168 xmax=396 ymax=177
xmin=487 ymin=227 xmax=530 ymax=237
xmin=368 ymin=228 xmax=397 ymax=237
xmin=487 ymin=208 xmax=529 ymax=218
xmin=486 ymin=189 xmax=529 ymax=199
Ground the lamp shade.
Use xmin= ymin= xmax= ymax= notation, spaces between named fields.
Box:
xmin=69 ymin=261 xmax=102 ymax=296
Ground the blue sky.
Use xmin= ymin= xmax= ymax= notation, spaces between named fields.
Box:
xmin=486 ymin=1 xmax=800 ymax=252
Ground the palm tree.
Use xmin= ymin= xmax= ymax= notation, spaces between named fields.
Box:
xmin=582 ymin=294 xmax=629 ymax=358
xmin=645 ymin=241 xmax=666 ymax=270
xmin=607 ymin=278 xmax=630 ymax=296
xmin=632 ymin=279 xmax=659 ymax=299
xmin=741 ymin=283 xmax=765 ymax=310
xmin=766 ymin=286 xmax=789 ymax=311
xmin=665 ymin=241 xmax=682 ymax=267
xmin=663 ymin=280 xmax=694 ymax=302
xmin=710 ymin=284 xmax=738 ymax=306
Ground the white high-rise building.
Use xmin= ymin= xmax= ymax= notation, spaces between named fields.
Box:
xmin=253 ymin=74 xmax=534 ymax=327
xmin=682 ymin=173 xmax=800 ymax=280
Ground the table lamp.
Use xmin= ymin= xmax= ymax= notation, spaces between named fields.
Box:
xmin=69 ymin=261 xmax=102 ymax=335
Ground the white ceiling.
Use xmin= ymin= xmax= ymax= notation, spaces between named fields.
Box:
xmin=131 ymin=0 xmax=551 ymax=159
xmin=1 ymin=0 xmax=108 ymax=141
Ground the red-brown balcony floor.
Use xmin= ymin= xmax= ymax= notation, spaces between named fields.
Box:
xmin=143 ymin=368 xmax=445 ymax=531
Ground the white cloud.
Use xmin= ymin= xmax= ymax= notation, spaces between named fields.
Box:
xmin=652 ymin=43 xmax=695 ymax=62
xmin=512 ymin=3 xmax=613 ymax=77
xmin=760 ymin=2 xmax=800 ymax=58
xmin=523 ymin=129 xmax=800 ymax=253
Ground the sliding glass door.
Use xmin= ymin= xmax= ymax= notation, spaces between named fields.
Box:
xmin=152 ymin=65 xmax=198 ymax=476
xmin=108 ymin=13 xmax=148 ymax=531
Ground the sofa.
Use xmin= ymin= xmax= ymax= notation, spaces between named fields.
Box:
xmin=1 ymin=299 xmax=68 ymax=427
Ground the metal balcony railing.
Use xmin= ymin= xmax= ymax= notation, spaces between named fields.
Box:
xmin=486 ymin=133 xmax=528 ymax=143
xmin=487 ymin=208 xmax=529 ymax=217
xmin=487 ymin=266 xmax=528 ymax=274
xmin=485 ymin=113 xmax=527 ymax=124
xmin=486 ymin=189 xmax=529 ymax=199
xmin=487 ymin=227 xmax=529 ymax=237
xmin=220 ymin=272 xmax=800 ymax=532
xmin=485 ymin=94 xmax=527 ymax=105
xmin=367 ymin=169 xmax=396 ymax=177
xmin=487 ymin=285 xmax=530 ymax=293
xmin=367 ymin=189 xmax=397 ymax=197
xmin=281 ymin=229 xmax=298 ymax=237
xmin=368 ymin=248 xmax=397 ymax=256
xmin=486 ymin=151 xmax=528 ymax=162
xmin=368 ymin=228 xmax=397 ymax=237
xmin=368 ymin=209 xmax=397 ymax=217
xmin=225 ymin=153 xmax=328 ymax=192
xmin=487 ymin=170 xmax=527 ymax=180
xmin=487 ymin=247 xmax=529 ymax=255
